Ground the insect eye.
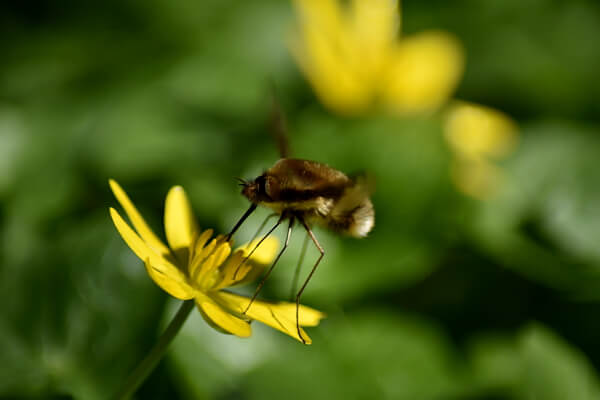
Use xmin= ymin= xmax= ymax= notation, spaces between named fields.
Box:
xmin=255 ymin=175 xmax=267 ymax=195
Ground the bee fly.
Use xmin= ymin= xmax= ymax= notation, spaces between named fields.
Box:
xmin=239 ymin=158 xmax=374 ymax=238
xmin=226 ymin=92 xmax=374 ymax=343
xmin=227 ymin=158 xmax=374 ymax=343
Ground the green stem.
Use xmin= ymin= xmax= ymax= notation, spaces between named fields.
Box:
xmin=113 ymin=300 xmax=195 ymax=399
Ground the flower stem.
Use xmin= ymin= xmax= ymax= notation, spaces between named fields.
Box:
xmin=113 ymin=300 xmax=195 ymax=399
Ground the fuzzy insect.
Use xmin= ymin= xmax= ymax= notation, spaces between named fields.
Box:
xmin=241 ymin=158 xmax=374 ymax=238
xmin=226 ymin=97 xmax=374 ymax=344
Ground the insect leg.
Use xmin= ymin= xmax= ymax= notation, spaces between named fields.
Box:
xmin=296 ymin=216 xmax=325 ymax=344
xmin=289 ymin=232 xmax=309 ymax=301
xmin=247 ymin=212 xmax=279 ymax=247
xmin=226 ymin=203 xmax=257 ymax=241
xmin=243 ymin=216 xmax=294 ymax=314
xmin=234 ymin=213 xmax=284 ymax=279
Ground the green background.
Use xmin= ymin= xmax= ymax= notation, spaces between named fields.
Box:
xmin=2 ymin=0 xmax=600 ymax=399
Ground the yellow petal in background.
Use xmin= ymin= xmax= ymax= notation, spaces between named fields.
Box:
xmin=293 ymin=0 xmax=341 ymax=28
xmin=290 ymin=30 xmax=371 ymax=114
xmin=165 ymin=186 xmax=199 ymax=265
xmin=196 ymin=294 xmax=251 ymax=338
xmin=350 ymin=0 xmax=398 ymax=82
xmin=351 ymin=0 xmax=398 ymax=45
xmin=109 ymin=179 xmax=171 ymax=257
xmin=444 ymin=102 xmax=518 ymax=160
xmin=291 ymin=0 xmax=372 ymax=114
xmin=381 ymin=31 xmax=464 ymax=114
xmin=144 ymin=259 xmax=195 ymax=300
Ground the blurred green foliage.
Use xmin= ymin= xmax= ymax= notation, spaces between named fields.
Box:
xmin=1 ymin=0 xmax=600 ymax=399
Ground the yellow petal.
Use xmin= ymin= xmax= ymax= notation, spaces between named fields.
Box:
xmin=216 ymin=292 xmax=325 ymax=344
xmin=165 ymin=186 xmax=199 ymax=265
xmin=291 ymin=0 xmax=373 ymax=114
xmin=293 ymin=0 xmax=340 ymax=26
xmin=444 ymin=101 xmax=518 ymax=160
xmin=270 ymin=303 xmax=327 ymax=327
xmin=109 ymin=180 xmax=171 ymax=256
xmin=110 ymin=208 xmax=194 ymax=298
xmin=351 ymin=0 xmax=398 ymax=44
xmin=381 ymin=30 xmax=464 ymax=114
xmin=237 ymin=236 xmax=280 ymax=266
xmin=242 ymin=302 xmax=312 ymax=344
xmin=195 ymin=294 xmax=251 ymax=337
xmin=110 ymin=208 xmax=177 ymax=269
xmin=144 ymin=259 xmax=195 ymax=300
xmin=350 ymin=0 xmax=398 ymax=81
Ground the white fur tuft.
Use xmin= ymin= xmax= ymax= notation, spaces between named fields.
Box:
xmin=348 ymin=200 xmax=374 ymax=237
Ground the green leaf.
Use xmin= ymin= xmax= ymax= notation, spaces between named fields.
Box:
xmin=469 ymin=324 xmax=600 ymax=400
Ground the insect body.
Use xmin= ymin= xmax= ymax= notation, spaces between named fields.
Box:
xmin=241 ymin=158 xmax=374 ymax=238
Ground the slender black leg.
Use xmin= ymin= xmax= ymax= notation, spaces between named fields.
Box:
xmin=234 ymin=214 xmax=284 ymax=279
xmin=226 ymin=203 xmax=257 ymax=241
xmin=290 ymin=232 xmax=309 ymax=301
xmin=247 ymin=213 xmax=278 ymax=247
xmin=296 ymin=217 xmax=324 ymax=344
xmin=243 ymin=216 xmax=294 ymax=314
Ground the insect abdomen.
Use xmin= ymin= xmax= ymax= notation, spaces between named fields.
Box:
xmin=327 ymin=199 xmax=374 ymax=237
xmin=327 ymin=181 xmax=374 ymax=237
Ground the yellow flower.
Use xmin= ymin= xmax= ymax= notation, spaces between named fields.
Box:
xmin=108 ymin=180 xmax=325 ymax=344
xmin=443 ymin=102 xmax=518 ymax=198
xmin=290 ymin=0 xmax=464 ymax=115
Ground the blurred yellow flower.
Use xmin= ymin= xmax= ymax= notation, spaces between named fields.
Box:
xmin=444 ymin=102 xmax=518 ymax=198
xmin=109 ymin=180 xmax=325 ymax=344
xmin=290 ymin=0 xmax=464 ymax=115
